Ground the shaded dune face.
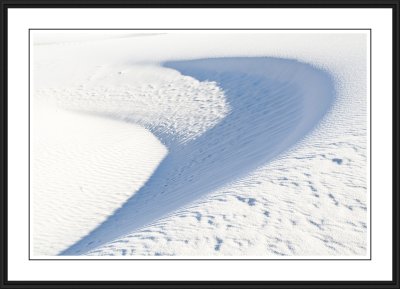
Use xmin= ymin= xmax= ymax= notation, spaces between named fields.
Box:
xmin=61 ymin=57 xmax=335 ymax=255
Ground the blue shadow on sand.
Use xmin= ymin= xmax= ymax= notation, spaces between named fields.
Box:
xmin=61 ymin=57 xmax=335 ymax=255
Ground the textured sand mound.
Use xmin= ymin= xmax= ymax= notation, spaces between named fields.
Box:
xmin=62 ymin=57 xmax=334 ymax=255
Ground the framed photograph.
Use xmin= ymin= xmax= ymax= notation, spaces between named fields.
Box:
xmin=1 ymin=0 xmax=399 ymax=288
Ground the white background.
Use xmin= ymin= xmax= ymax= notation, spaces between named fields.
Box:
xmin=7 ymin=8 xmax=392 ymax=281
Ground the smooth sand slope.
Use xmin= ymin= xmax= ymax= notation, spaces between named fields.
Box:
xmin=32 ymin=102 xmax=167 ymax=256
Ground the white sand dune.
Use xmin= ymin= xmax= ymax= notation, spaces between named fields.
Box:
xmin=61 ymin=57 xmax=335 ymax=255
xmin=31 ymin=32 xmax=367 ymax=257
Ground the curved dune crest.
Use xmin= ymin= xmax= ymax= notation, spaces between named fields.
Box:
xmin=32 ymin=104 xmax=168 ymax=256
xmin=61 ymin=57 xmax=335 ymax=255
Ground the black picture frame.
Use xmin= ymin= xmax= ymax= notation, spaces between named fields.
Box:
xmin=0 ymin=1 xmax=399 ymax=288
